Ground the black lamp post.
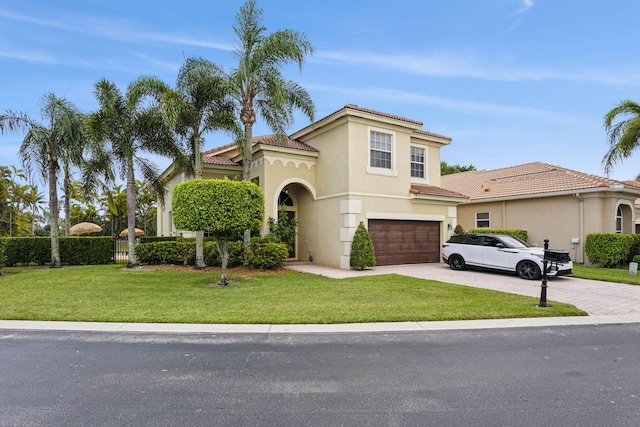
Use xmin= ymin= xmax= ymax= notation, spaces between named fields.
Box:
xmin=538 ymin=239 xmax=549 ymax=307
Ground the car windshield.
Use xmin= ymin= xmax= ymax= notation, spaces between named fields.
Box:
xmin=498 ymin=235 xmax=532 ymax=248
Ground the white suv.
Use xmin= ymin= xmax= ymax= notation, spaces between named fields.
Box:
xmin=441 ymin=233 xmax=573 ymax=280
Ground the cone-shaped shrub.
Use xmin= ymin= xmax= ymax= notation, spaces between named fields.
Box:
xmin=350 ymin=222 xmax=376 ymax=270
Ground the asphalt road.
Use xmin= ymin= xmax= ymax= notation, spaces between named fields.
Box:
xmin=1 ymin=324 xmax=639 ymax=426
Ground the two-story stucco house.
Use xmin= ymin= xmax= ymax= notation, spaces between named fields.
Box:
xmin=157 ymin=104 xmax=467 ymax=269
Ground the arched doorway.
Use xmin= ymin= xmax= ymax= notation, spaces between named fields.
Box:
xmin=276 ymin=189 xmax=296 ymax=258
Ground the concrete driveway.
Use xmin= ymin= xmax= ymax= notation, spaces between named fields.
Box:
xmin=287 ymin=263 xmax=640 ymax=317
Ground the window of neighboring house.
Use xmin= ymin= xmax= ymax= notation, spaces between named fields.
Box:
xmin=370 ymin=130 xmax=393 ymax=169
xmin=476 ymin=212 xmax=490 ymax=228
xmin=616 ymin=206 xmax=623 ymax=233
xmin=410 ymin=146 xmax=425 ymax=178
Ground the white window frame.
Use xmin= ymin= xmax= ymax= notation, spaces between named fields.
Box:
xmin=475 ymin=212 xmax=490 ymax=228
xmin=616 ymin=206 xmax=623 ymax=233
xmin=367 ymin=127 xmax=397 ymax=176
xmin=410 ymin=145 xmax=429 ymax=183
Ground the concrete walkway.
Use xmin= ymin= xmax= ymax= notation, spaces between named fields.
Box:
xmin=1 ymin=263 xmax=639 ymax=334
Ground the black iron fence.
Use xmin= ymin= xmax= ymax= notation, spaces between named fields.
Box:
xmin=113 ymin=237 xmax=128 ymax=264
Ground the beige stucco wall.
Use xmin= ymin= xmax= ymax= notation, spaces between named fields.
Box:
xmin=293 ymin=115 xmax=455 ymax=269
xmin=456 ymin=191 xmax=637 ymax=264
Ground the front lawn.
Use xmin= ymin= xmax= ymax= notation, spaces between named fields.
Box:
xmin=572 ymin=264 xmax=640 ymax=285
xmin=0 ymin=264 xmax=586 ymax=323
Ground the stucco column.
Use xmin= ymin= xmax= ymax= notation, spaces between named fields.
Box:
xmin=339 ymin=199 xmax=361 ymax=269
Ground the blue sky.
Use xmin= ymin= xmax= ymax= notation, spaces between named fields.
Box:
xmin=2 ymin=0 xmax=640 ymax=182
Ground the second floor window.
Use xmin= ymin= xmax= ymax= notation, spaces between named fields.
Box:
xmin=410 ymin=146 xmax=425 ymax=178
xmin=370 ymin=131 xmax=392 ymax=169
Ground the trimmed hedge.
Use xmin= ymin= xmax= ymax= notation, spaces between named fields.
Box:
xmin=246 ymin=237 xmax=288 ymax=270
xmin=136 ymin=240 xmax=246 ymax=267
xmin=468 ymin=228 xmax=528 ymax=242
xmin=585 ymin=233 xmax=639 ymax=267
xmin=0 ymin=237 xmax=113 ymax=266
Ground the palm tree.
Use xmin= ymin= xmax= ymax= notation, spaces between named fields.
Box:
xmin=100 ymin=185 xmax=128 ymax=236
xmin=217 ymin=0 xmax=316 ymax=247
xmin=84 ymin=78 xmax=185 ymax=268
xmin=0 ymin=94 xmax=85 ymax=266
xmin=603 ymin=100 xmax=640 ymax=176
xmin=152 ymin=57 xmax=238 ymax=268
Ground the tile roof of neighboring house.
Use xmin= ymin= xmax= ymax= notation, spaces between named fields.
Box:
xmin=410 ymin=184 xmax=468 ymax=199
xmin=441 ymin=162 xmax=635 ymax=200
xmin=201 ymin=134 xmax=318 ymax=165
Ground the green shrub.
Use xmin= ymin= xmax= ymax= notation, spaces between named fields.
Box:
xmin=137 ymin=240 xmax=245 ymax=267
xmin=453 ymin=224 xmax=465 ymax=235
xmin=139 ymin=236 xmax=178 ymax=244
xmin=632 ymin=254 xmax=640 ymax=264
xmin=136 ymin=241 xmax=196 ymax=265
xmin=585 ymin=233 xmax=636 ymax=267
xmin=60 ymin=237 xmax=113 ymax=265
xmin=203 ymin=240 xmax=244 ymax=267
xmin=0 ymin=237 xmax=114 ymax=266
xmin=350 ymin=222 xmax=376 ymax=270
xmin=246 ymin=238 xmax=288 ymax=270
xmin=0 ymin=237 xmax=51 ymax=266
xmin=468 ymin=228 xmax=528 ymax=242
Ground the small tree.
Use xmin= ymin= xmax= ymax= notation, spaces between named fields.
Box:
xmin=172 ymin=179 xmax=264 ymax=285
xmin=350 ymin=222 xmax=376 ymax=270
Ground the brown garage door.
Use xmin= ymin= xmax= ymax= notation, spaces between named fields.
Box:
xmin=368 ymin=219 xmax=441 ymax=265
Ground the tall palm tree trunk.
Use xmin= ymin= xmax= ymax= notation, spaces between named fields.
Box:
xmin=63 ymin=166 xmax=71 ymax=235
xmin=126 ymin=159 xmax=138 ymax=268
xmin=194 ymin=134 xmax=206 ymax=269
xmin=241 ymin=105 xmax=256 ymax=250
xmin=48 ymin=155 xmax=61 ymax=268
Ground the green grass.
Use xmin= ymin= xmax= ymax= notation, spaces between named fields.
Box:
xmin=0 ymin=264 xmax=586 ymax=324
xmin=572 ymin=264 xmax=640 ymax=285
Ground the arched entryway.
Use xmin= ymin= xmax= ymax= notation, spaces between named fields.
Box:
xmin=276 ymin=189 xmax=296 ymax=258
xmin=272 ymin=180 xmax=316 ymax=262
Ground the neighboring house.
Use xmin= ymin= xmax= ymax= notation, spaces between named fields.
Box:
xmin=157 ymin=104 xmax=467 ymax=269
xmin=441 ymin=162 xmax=640 ymax=264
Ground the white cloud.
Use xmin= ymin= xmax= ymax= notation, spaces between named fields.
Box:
xmin=515 ymin=0 xmax=534 ymax=15
xmin=315 ymin=49 xmax=640 ymax=86
xmin=0 ymin=7 xmax=233 ymax=51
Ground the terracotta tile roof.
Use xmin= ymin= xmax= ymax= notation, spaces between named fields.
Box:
xmin=202 ymin=135 xmax=317 ymax=159
xmin=342 ymin=104 xmax=423 ymax=126
xmin=252 ymin=134 xmax=318 ymax=152
xmin=441 ymin=162 xmax=633 ymax=200
xmin=413 ymin=128 xmax=452 ymax=141
xmin=410 ymin=184 xmax=468 ymax=199
xmin=202 ymin=154 xmax=239 ymax=166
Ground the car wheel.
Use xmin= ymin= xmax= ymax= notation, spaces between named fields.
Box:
xmin=517 ymin=260 xmax=541 ymax=280
xmin=448 ymin=254 xmax=465 ymax=271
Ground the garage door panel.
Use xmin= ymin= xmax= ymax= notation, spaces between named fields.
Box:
xmin=368 ymin=220 xmax=440 ymax=266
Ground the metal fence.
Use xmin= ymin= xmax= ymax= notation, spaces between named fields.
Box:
xmin=113 ymin=237 xmax=128 ymax=264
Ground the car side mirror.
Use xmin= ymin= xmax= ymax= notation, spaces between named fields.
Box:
xmin=496 ymin=243 xmax=505 ymax=248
